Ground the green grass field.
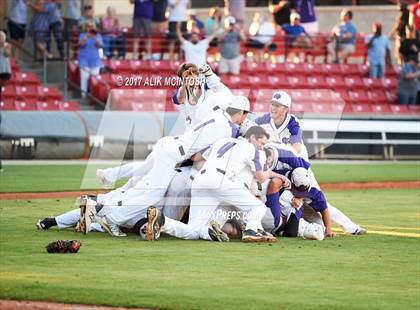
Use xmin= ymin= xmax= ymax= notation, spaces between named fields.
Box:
xmin=0 ymin=163 xmax=419 ymax=309
xmin=1 ymin=162 xmax=419 ymax=193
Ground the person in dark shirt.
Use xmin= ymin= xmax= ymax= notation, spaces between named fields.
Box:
xmin=399 ymin=25 xmax=419 ymax=62
xmin=390 ymin=2 xmax=410 ymax=64
xmin=269 ymin=0 xmax=291 ymax=27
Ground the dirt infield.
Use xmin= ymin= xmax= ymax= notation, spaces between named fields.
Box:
xmin=0 ymin=300 xmax=150 ymax=310
xmin=0 ymin=181 xmax=418 ymax=200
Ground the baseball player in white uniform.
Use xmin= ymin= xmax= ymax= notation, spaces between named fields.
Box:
xmin=36 ymin=166 xmax=195 ymax=236
xmin=96 ymin=63 xmax=234 ymax=188
xmin=81 ymin=97 xmax=251 ymax=235
xmin=255 ymin=91 xmax=366 ymax=235
xmin=145 ymin=126 xmax=291 ymax=243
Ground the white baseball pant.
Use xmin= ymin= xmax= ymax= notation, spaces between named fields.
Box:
xmin=162 ymin=169 xmax=267 ymax=240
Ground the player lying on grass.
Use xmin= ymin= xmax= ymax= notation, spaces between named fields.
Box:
xmin=145 ymin=126 xmax=291 ymax=243
xmin=253 ymin=91 xmax=366 ymax=235
xmin=36 ymin=166 xmax=196 ymax=235
xmin=262 ymin=167 xmax=329 ymax=241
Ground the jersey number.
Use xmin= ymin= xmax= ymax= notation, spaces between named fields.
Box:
xmin=217 ymin=142 xmax=236 ymax=158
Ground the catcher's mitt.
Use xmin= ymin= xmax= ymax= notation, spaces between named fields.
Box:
xmin=46 ymin=240 xmax=81 ymax=253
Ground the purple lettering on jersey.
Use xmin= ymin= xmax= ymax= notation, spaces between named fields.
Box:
xmin=253 ymin=149 xmax=262 ymax=171
xmin=193 ymin=118 xmax=215 ymax=131
xmin=282 ymin=137 xmax=291 ymax=144
xmin=216 ymin=142 xmax=237 ymax=158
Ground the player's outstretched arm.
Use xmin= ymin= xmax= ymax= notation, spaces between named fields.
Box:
xmin=320 ymin=208 xmax=334 ymax=237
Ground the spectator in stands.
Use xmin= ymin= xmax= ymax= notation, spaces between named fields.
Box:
xmin=409 ymin=0 xmax=420 ymax=40
xmin=399 ymin=26 xmax=419 ymax=62
xmin=176 ymin=22 xmax=218 ymax=67
xmin=167 ymin=0 xmax=190 ymax=61
xmin=282 ymin=12 xmax=311 ymax=48
xmin=225 ymin=0 xmax=245 ymax=27
xmin=78 ymin=5 xmax=99 ymax=29
xmin=7 ymin=0 xmax=28 ymax=61
xmin=78 ymin=21 xmax=103 ymax=99
xmin=0 ymin=31 xmax=12 ymax=99
xmin=247 ymin=13 xmax=277 ymax=62
xmin=291 ymin=0 xmax=318 ymax=33
xmin=151 ymin=0 xmax=168 ymax=34
xmin=269 ymin=0 xmax=292 ymax=28
xmin=389 ymin=2 xmax=410 ymax=65
xmin=101 ymin=6 xmax=125 ymax=59
xmin=328 ymin=9 xmax=357 ymax=64
xmin=28 ymin=0 xmax=52 ymax=59
xmin=62 ymin=0 xmax=81 ymax=46
xmin=45 ymin=0 xmax=64 ymax=60
xmin=206 ymin=6 xmax=224 ymax=41
xmin=365 ymin=22 xmax=391 ymax=79
xmin=219 ymin=16 xmax=245 ymax=75
xmin=397 ymin=56 xmax=419 ymax=105
xmin=131 ymin=0 xmax=153 ymax=60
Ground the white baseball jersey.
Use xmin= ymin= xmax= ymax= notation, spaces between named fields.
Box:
xmin=177 ymin=110 xmax=239 ymax=161
xmin=200 ymin=137 xmax=267 ymax=185
xmin=254 ymin=113 xmax=302 ymax=145
xmin=161 ymin=138 xmax=268 ymax=240
xmin=254 ymin=112 xmax=309 ymax=159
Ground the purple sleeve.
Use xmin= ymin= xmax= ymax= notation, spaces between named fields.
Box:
xmin=171 ymin=89 xmax=180 ymax=105
xmin=288 ymin=116 xmax=303 ymax=144
xmin=308 ymin=188 xmax=328 ymax=212
xmin=252 ymin=149 xmax=263 ymax=172
xmin=278 ymin=148 xmax=310 ymax=169
xmin=289 ymin=129 xmax=302 ymax=144
xmin=254 ymin=113 xmax=271 ymax=125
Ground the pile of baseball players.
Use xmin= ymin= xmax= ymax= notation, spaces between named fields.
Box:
xmin=37 ymin=63 xmax=366 ymax=243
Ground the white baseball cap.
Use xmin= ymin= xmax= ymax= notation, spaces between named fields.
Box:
xmin=271 ymin=91 xmax=292 ymax=108
xmin=229 ymin=95 xmax=251 ymax=112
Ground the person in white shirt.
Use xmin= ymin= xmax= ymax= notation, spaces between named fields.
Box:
xmin=167 ymin=0 xmax=190 ymax=60
xmin=247 ymin=13 xmax=277 ymax=61
xmin=145 ymin=126 xmax=291 ymax=243
xmin=176 ymin=22 xmax=218 ymax=67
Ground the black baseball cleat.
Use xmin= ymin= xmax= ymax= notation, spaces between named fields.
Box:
xmin=352 ymin=227 xmax=367 ymax=235
xmin=258 ymin=229 xmax=277 ymax=243
xmin=36 ymin=218 xmax=57 ymax=230
xmin=242 ymin=229 xmax=266 ymax=243
xmin=146 ymin=207 xmax=165 ymax=241
xmin=208 ymin=221 xmax=230 ymax=242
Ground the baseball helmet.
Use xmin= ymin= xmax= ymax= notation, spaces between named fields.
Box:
xmin=291 ymin=167 xmax=311 ymax=192
xmin=264 ymin=143 xmax=279 ymax=170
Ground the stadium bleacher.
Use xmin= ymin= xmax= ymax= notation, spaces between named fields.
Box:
xmin=1 ymin=30 xmax=418 ymax=117
xmin=1 ymin=59 xmax=80 ymax=111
